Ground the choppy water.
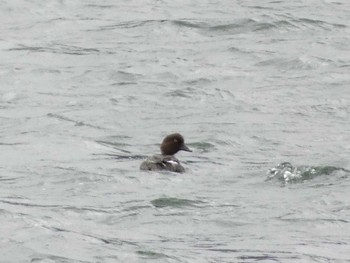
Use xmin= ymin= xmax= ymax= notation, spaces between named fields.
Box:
xmin=1 ymin=0 xmax=350 ymax=262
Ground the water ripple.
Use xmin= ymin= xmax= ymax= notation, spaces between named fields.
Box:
xmin=9 ymin=44 xmax=100 ymax=55
xmin=151 ymin=197 xmax=206 ymax=208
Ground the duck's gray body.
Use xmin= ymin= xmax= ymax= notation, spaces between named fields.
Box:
xmin=140 ymin=154 xmax=185 ymax=173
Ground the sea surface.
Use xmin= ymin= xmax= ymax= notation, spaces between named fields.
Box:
xmin=1 ymin=0 xmax=350 ymax=262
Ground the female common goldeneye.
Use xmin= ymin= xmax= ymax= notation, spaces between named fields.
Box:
xmin=140 ymin=133 xmax=192 ymax=173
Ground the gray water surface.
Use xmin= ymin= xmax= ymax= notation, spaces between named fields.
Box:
xmin=1 ymin=1 xmax=350 ymax=262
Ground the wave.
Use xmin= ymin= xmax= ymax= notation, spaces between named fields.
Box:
xmin=266 ymin=162 xmax=350 ymax=183
xmin=100 ymin=17 xmax=346 ymax=34
xmin=174 ymin=17 xmax=346 ymax=32
xmin=151 ymin=197 xmax=205 ymax=208
xmin=9 ymin=44 xmax=100 ymax=56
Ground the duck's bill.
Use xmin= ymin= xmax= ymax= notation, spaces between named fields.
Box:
xmin=180 ymin=143 xmax=192 ymax=152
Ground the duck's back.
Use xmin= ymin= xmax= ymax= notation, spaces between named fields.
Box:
xmin=140 ymin=154 xmax=185 ymax=173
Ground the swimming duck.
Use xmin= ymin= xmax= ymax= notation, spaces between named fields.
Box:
xmin=140 ymin=133 xmax=192 ymax=173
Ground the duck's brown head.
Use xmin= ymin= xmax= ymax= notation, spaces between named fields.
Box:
xmin=160 ymin=133 xmax=192 ymax=156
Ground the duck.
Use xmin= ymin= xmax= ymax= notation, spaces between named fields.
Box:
xmin=140 ymin=133 xmax=192 ymax=173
